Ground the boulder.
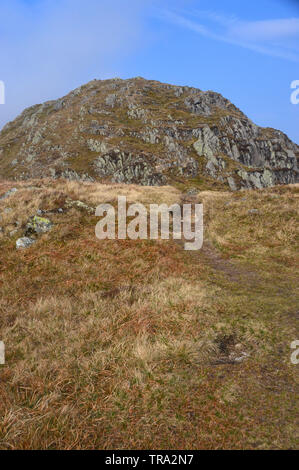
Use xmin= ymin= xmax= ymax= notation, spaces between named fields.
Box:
xmin=25 ymin=215 xmax=53 ymax=235
xmin=16 ymin=237 xmax=36 ymax=249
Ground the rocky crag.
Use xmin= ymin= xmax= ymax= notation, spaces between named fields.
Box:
xmin=0 ymin=77 xmax=298 ymax=190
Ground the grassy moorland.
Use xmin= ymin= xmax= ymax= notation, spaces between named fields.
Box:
xmin=0 ymin=179 xmax=298 ymax=449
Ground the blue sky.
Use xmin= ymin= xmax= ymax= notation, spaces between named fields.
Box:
xmin=0 ymin=0 xmax=298 ymax=143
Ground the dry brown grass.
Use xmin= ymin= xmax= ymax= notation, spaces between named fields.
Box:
xmin=0 ymin=179 xmax=298 ymax=449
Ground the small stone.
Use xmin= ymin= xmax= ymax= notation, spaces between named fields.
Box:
xmin=248 ymin=209 xmax=260 ymax=215
xmin=16 ymin=237 xmax=36 ymax=250
xmin=234 ymin=353 xmax=249 ymax=363
xmin=229 ymin=351 xmax=249 ymax=363
xmin=0 ymin=188 xmax=18 ymax=201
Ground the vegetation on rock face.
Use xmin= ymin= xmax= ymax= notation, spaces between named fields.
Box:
xmin=0 ymin=77 xmax=298 ymax=190
xmin=0 ymin=179 xmax=298 ymax=449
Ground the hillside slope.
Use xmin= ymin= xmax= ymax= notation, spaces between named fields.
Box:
xmin=0 ymin=179 xmax=298 ymax=449
xmin=0 ymin=77 xmax=298 ymax=190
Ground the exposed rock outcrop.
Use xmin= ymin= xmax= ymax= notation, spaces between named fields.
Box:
xmin=0 ymin=77 xmax=298 ymax=190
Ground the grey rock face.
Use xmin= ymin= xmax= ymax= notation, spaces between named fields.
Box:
xmin=227 ymin=177 xmax=237 ymax=191
xmin=53 ymin=100 xmax=65 ymax=111
xmin=193 ymin=121 xmax=298 ymax=189
xmin=105 ymin=94 xmax=117 ymax=108
xmin=94 ymin=150 xmax=166 ymax=186
xmin=184 ymin=91 xmax=237 ymax=116
xmin=49 ymin=167 xmax=94 ymax=182
xmin=0 ymin=77 xmax=298 ymax=190
xmin=127 ymin=104 xmax=148 ymax=121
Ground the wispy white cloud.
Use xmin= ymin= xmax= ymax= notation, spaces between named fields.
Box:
xmin=229 ymin=18 xmax=299 ymax=42
xmin=159 ymin=9 xmax=299 ymax=63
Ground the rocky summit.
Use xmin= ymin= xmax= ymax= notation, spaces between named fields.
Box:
xmin=0 ymin=77 xmax=298 ymax=190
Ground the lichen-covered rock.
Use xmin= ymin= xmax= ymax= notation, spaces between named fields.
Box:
xmin=25 ymin=216 xmax=53 ymax=235
xmin=65 ymin=199 xmax=94 ymax=214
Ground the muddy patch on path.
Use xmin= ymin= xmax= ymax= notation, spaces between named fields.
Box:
xmin=177 ymin=193 xmax=260 ymax=286
xmin=199 ymin=241 xmax=259 ymax=285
